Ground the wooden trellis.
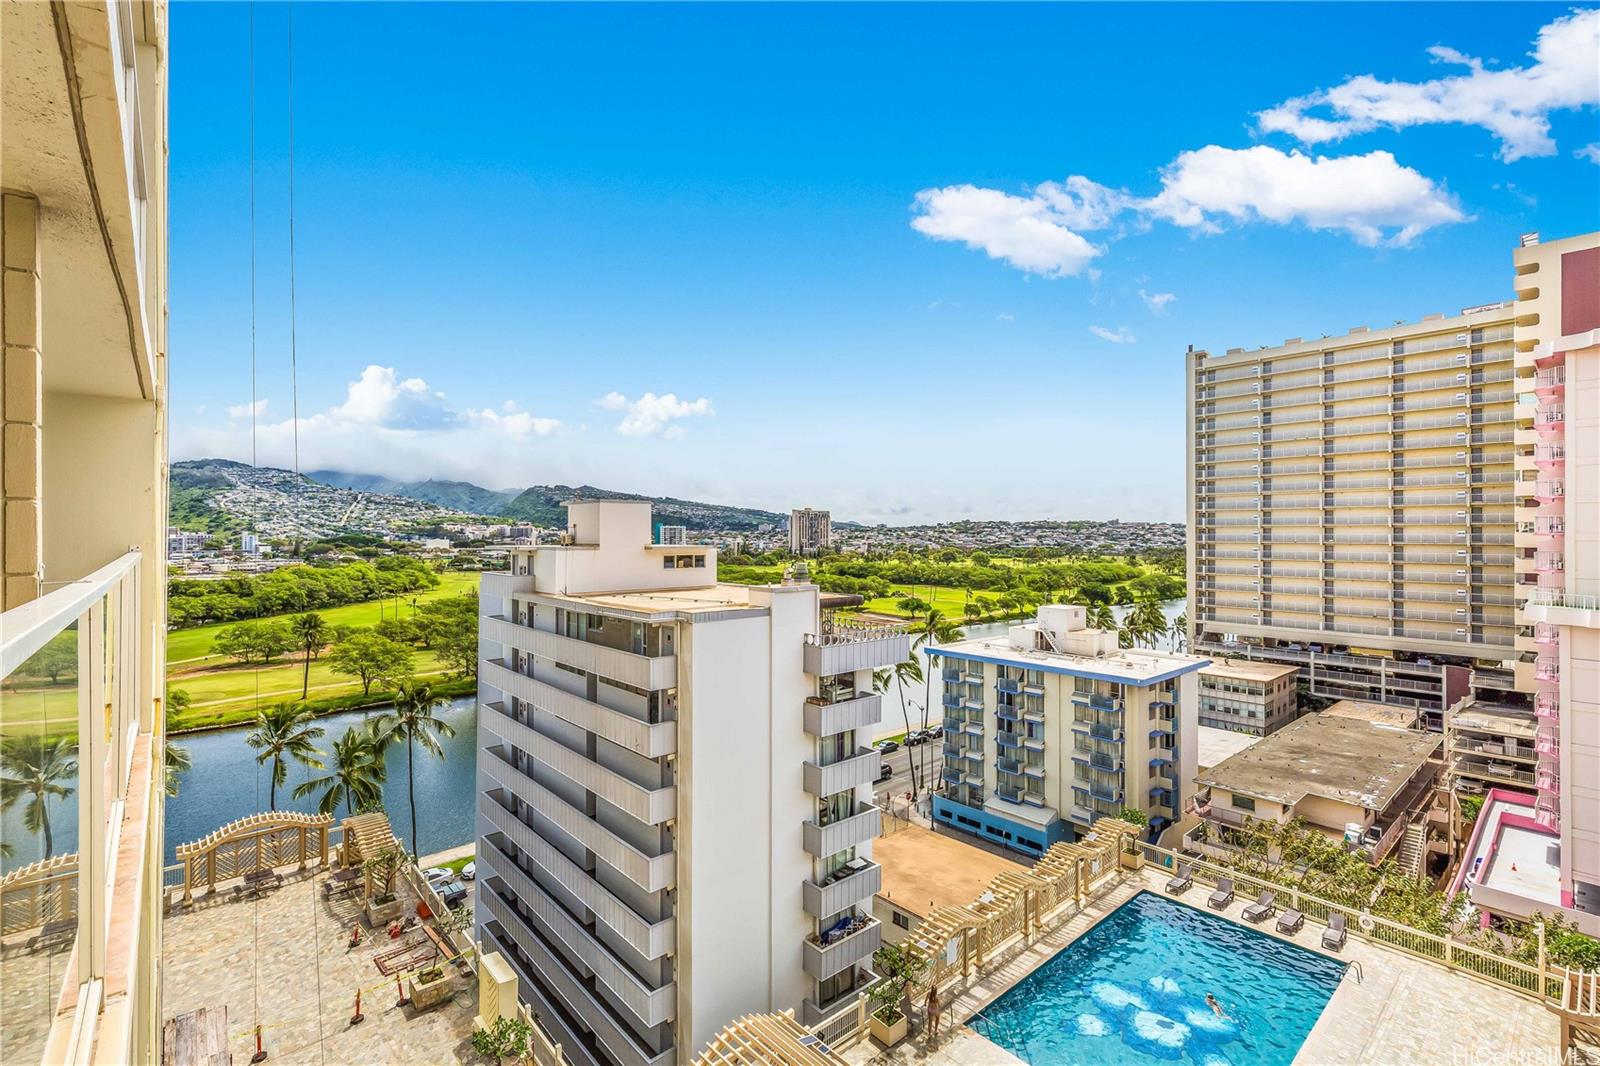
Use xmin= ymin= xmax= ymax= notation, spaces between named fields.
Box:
xmin=173 ymin=811 xmax=333 ymax=903
xmin=0 ymin=852 xmax=78 ymax=935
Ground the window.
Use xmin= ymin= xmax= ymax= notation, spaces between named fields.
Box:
xmin=694 ymin=554 xmax=707 ymax=568
xmin=663 ymin=556 xmax=676 ymax=569
xmin=1233 ymin=794 xmax=1257 ymax=812
xmin=892 ymin=910 xmax=911 ymax=929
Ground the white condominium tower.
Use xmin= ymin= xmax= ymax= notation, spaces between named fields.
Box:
xmin=928 ymin=605 xmax=1208 ymax=851
xmin=1512 ymin=230 xmax=1600 ymax=923
xmin=789 ymin=508 xmax=832 ymax=555
xmin=1186 ymin=293 xmax=1524 ymax=727
xmin=476 ymin=500 xmax=909 ymax=1065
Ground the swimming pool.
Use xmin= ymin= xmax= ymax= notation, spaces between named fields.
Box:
xmin=970 ymin=891 xmax=1346 ymax=1065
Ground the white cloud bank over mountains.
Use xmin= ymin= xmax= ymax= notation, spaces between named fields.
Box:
xmin=1256 ymin=8 xmax=1600 ymax=161
xmin=911 ymin=10 xmax=1594 ymax=277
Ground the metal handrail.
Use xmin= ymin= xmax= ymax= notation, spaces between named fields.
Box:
xmin=1 ymin=550 xmax=141 ymax=676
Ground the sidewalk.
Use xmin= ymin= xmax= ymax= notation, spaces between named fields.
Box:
xmin=418 ymin=842 xmax=474 ymax=868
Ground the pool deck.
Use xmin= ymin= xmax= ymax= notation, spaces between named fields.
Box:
xmin=844 ymin=867 xmax=1559 ymax=1065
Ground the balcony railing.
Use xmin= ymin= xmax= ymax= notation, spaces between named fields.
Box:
xmin=804 ymin=619 xmax=911 ymax=674
xmin=804 ymin=916 xmax=882 ymax=980
xmin=802 ymin=860 xmax=882 ymax=918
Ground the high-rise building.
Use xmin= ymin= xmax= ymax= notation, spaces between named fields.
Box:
xmin=1506 ymin=230 xmax=1600 ymax=927
xmin=1186 ymin=298 xmax=1523 ymax=727
xmin=1 ymin=2 xmax=170 ymax=1061
xmin=788 ymin=508 xmax=831 ymax=555
xmin=928 ymin=605 xmax=1208 ymax=851
xmin=476 ymin=499 xmax=909 ymax=1063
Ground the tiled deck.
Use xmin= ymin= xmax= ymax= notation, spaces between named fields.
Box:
xmin=161 ymin=865 xmax=478 ymax=1065
xmin=0 ymin=923 xmax=74 ymax=1064
xmin=845 ymin=868 xmax=1560 ymax=1065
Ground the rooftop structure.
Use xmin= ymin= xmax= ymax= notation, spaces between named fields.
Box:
xmin=926 ymin=605 xmax=1208 ymax=853
xmin=1197 ymin=714 xmax=1440 ymax=811
xmin=477 ymin=498 xmax=910 ymax=1062
xmin=1322 ymin=698 xmax=1422 ymax=729
xmin=1452 ymin=788 xmax=1564 ymax=930
xmin=869 ymin=825 xmax=1027 ymax=943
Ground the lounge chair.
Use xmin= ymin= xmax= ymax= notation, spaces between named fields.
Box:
xmin=1322 ymin=913 xmax=1347 ymax=951
xmin=1277 ymin=908 xmax=1304 ymax=934
xmin=1166 ymin=864 xmax=1193 ymax=894
xmin=1243 ymin=890 xmax=1277 ymax=922
xmin=1208 ymin=876 xmax=1235 ymax=909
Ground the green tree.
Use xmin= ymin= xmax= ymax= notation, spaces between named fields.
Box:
xmin=165 ymin=741 xmax=192 ymax=798
xmin=377 ymin=682 xmax=457 ymax=861
xmin=1087 ymin=603 xmax=1117 ymax=632
xmin=1169 ymin=611 xmax=1189 ymax=653
xmin=20 ymin=631 xmax=77 ymax=685
xmin=0 ymin=736 xmax=77 ymax=857
xmin=291 ymin=612 xmax=331 ymax=700
xmin=327 ymin=631 xmax=414 ymax=697
xmin=472 ymin=1015 xmax=534 ymax=1066
xmin=245 ymin=702 xmax=325 ymax=810
xmin=212 ymin=620 xmax=295 ymax=665
xmin=294 ymin=722 xmax=387 ymax=817
xmin=1129 ymin=597 xmax=1169 ymax=649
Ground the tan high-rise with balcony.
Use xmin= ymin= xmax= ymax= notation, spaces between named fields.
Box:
xmin=1187 ymin=302 xmax=1522 ymax=727
xmin=1 ymin=1 xmax=169 ymax=1062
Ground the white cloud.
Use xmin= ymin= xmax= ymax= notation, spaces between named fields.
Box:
xmin=996 ymin=311 xmax=1016 ymax=322
xmin=1143 ymin=146 xmax=1465 ymax=246
xmin=1256 ymin=9 xmax=1600 ymax=161
xmin=1578 ymin=143 xmax=1600 ymax=164
xmin=1139 ymin=289 xmax=1177 ymax=313
xmin=176 ymin=365 xmax=562 ymax=479
xmin=599 ymin=391 xmax=715 ymax=437
xmin=909 ymin=182 xmax=1108 ymax=277
xmin=1089 ymin=325 xmax=1135 ymax=344
xmin=227 ymin=398 xmax=269 ymax=418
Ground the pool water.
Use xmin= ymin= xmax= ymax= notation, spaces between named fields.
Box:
xmin=973 ymin=891 xmax=1346 ymax=1065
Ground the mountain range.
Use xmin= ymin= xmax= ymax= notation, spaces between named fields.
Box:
xmin=170 ymin=459 xmax=789 ymax=535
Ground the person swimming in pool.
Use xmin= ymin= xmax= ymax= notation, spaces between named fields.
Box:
xmin=1205 ymin=993 xmax=1229 ymax=1019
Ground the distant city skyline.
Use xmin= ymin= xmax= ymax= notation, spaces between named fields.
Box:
xmin=169 ymin=4 xmax=1600 ymax=523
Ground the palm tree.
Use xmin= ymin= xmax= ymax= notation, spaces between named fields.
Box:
xmin=1169 ymin=611 xmax=1189 ymax=653
xmin=1129 ymin=597 xmax=1169 ymax=649
xmin=0 ymin=736 xmax=78 ymax=857
xmin=911 ymin=609 xmax=963 ymax=799
xmin=245 ymin=702 xmax=325 ymax=811
xmin=1087 ymin=603 xmax=1117 ymax=632
xmin=165 ymin=741 xmax=192 ymax=798
xmin=294 ymin=722 xmax=387 ymax=816
xmin=378 ymin=682 xmax=456 ymax=861
xmin=291 ymin=612 xmax=331 ymax=700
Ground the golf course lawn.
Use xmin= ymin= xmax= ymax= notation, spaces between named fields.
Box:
xmin=166 ymin=571 xmax=479 ymax=666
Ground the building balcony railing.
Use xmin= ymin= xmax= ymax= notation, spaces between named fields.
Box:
xmin=1534 ymin=657 xmax=1560 ymax=683
xmin=1072 ymin=693 xmax=1124 ymax=713
xmin=1074 ymin=751 xmax=1122 ymax=773
xmin=803 ymin=804 xmax=880 ymax=857
xmin=997 ymin=755 xmax=1022 ymax=775
xmin=482 ymin=661 xmax=677 ymax=758
xmin=1534 ymin=692 xmax=1559 ymax=721
xmin=804 ymin=916 xmax=882 ymax=981
xmin=1534 ymin=728 xmax=1559 ymax=757
xmin=804 ymin=748 xmax=880 ymax=796
xmin=1533 ymin=444 xmax=1565 ymax=467
xmin=802 ymin=860 xmax=882 ymax=918
xmin=483 ymin=615 xmax=679 ymax=690
xmin=997 ymin=678 xmax=1020 ymax=694
xmin=804 ymin=620 xmax=911 ymax=675
xmin=804 ymin=692 xmax=883 ymax=737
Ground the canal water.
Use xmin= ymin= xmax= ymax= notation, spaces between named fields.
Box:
xmin=0 ymin=696 xmax=479 ymax=872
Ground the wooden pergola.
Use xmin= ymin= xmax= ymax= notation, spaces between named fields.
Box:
xmin=0 ymin=852 xmax=78 ymax=935
xmin=173 ymin=811 xmax=333 ymax=903
xmin=695 ymin=1010 xmax=850 ymax=1064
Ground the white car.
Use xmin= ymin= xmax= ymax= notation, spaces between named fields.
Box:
xmin=461 ymin=861 xmax=475 ymax=881
xmin=423 ymin=866 xmax=452 ymax=886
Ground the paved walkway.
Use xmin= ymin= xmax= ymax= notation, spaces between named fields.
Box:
xmin=161 ymin=865 xmax=479 ymax=1065
xmin=845 ymin=867 xmax=1560 ymax=1065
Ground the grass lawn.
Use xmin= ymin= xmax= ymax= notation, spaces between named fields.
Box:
xmin=166 ymin=571 xmax=480 ymax=666
xmin=438 ymin=853 xmax=474 ymax=875
xmin=861 ymin=583 xmax=990 ymax=620
xmin=0 ymin=682 xmax=81 ymax=736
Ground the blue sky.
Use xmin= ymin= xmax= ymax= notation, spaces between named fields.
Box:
xmin=169 ymin=3 xmax=1600 ymax=523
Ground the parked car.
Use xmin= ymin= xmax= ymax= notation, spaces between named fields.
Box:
xmin=438 ymin=879 xmax=468 ymax=910
xmin=877 ymin=761 xmax=893 ymax=782
xmin=875 ymin=739 xmax=900 ymax=753
xmin=460 ymin=861 xmax=475 ymax=881
xmin=905 ymin=730 xmax=928 ymax=746
xmin=423 ymin=867 xmax=452 ymax=887
xmin=929 ymin=725 xmax=944 ymax=739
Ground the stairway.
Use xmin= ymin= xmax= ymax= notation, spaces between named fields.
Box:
xmin=1396 ymin=821 xmax=1428 ymax=880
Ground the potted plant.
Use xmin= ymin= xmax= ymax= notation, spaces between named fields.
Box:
xmin=363 ymin=842 xmax=408 ymax=926
xmin=406 ymin=962 xmax=455 ymax=1010
xmin=471 ymin=1015 xmax=533 ymax=1065
xmin=1119 ymin=806 xmax=1149 ymax=870
xmin=868 ymin=942 xmax=927 ymax=1048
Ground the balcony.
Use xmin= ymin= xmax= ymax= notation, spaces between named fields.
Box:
xmin=1534 ymin=515 xmax=1565 ymax=538
xmin=1072 ymin=720 xmax=1123 ymax=744
xmin=1534 ymin=657 xmax=1560 ymax=683
xmin=803 ymin=804 xmax=880 ymax=856
xmin=481 ymin=664 xmax=677 ymax=758
xmin=804 ymin=916 xmax=882 ymax=980
xmin=478 ymin=879 xmax=677 ymax=1032
xmin=802 ymin=859 xmax=882 ymax=917
xmin=800 ymin=969 xmax=877 ymax=1028
xmin=995 ymin=705 xmax=1019 ymax=723
xmin=996 ymin=783 xmax=1022 ymax=803
xmin=1534 ymin=367 xmax=1565 ymax=396
xmin=997 ymin=755 xmax=1021 ymax=775
xmin=942 ymin=693 xmax=962 ymax=709
xmin=1532 ymin=480 xmax=1565 ymax=501
xmin=804 ymin=692 xmax=883 ymax=737
xmin=804 ymin=747 xmax=880 ymax=796
xmin=996 ymin=732 xmax=1021 ymax=751
xmin=1535 ymin=552 xmax=1565 ymax=574
xmin=480 ymin=752 xmax=675 ymax=892
xmin=1535 ymin=728 xmax=1559 ymax=757
xmin=1072 ymin=692 xmax=1124 ymax=713
xmin=480 ymin=570 xmax=536 ymax=599
xmin=804 ymin=619 xmax=911 ymax=675
xmin=481 ymin=702 xmax=677 ymax=825
xmin=1023 ymin=763 xmax=1046 ymax=780
xmin=483 ymin=615 xmax=678 ymax=690
xmin=1522 ymin=589 xmax=1600 ymax=628
xmin=1534 ymin=444 xmax=1565 ymax=468
xmin=1534 ymin=692 xmax=1559 ymax=721
xmin=1535 ymin=404 xmax=1565 ymax=437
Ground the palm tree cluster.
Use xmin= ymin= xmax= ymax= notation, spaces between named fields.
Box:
xmin=238 ymin=681 xmax=454 ymax=861
xmin=0 ymin=736 xmax=78 ymax=858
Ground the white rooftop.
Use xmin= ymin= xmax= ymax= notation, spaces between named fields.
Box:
xmin=1198 ymin=725 xmax=1263 ymax=772
xmin=1456 ymin=791 xmax=1562 ymax=910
